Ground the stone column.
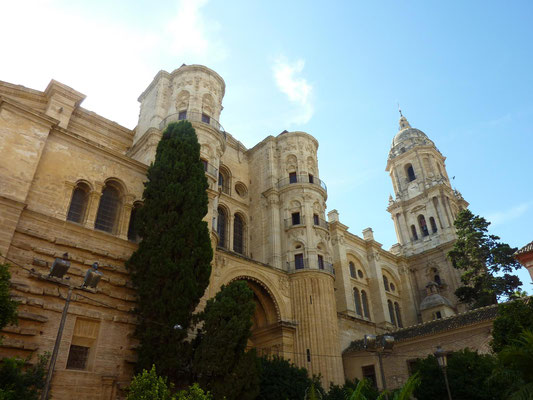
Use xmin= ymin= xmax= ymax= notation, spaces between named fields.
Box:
xmin=85 ymin=182 xmax=104 ymax=229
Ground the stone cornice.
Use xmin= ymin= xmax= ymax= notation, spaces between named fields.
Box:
xmin=71 ymin=107 xmax=135 ymax=142
xmin=44 ymin=79 xmax=86 ymax=107
xmin=0 ymin=96 xmax=58 ymax=128
xmin=50 ymin=126 xmax=148 ymax=174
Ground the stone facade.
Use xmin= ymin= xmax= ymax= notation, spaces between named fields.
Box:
xmin=0 ymin=64 xmax=492 ymax=398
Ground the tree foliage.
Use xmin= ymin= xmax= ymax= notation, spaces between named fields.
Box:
xmin=258 ymin=355 xmax=322 ymax=400
xmin=0 ymin=354 xmax=48 ymax=400
xmin=448 ymin=209 xmax=522 ymax=308
xmin=491 ymin=296 xmax=533 ymax=353
xmin=412 ymin=349 xmax=510 ymax=400
xmin=0 ymin=262 xmax=17 ymax=333
xmin=498 ymin=330 xmax=533 ymax=400
xmin=193 ymin=281 xmax=259 ymax=400
xmin=127 ymin=366 xmax=212 ymax=400
xmin=126 ymin=121 xmax=213 ymax=382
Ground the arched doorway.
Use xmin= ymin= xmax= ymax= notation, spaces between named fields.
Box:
xmin=229 ymin=276 xmax=290 ymax=357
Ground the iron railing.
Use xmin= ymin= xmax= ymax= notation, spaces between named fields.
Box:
xmin=286 ymin=258 xmax=335 ymax=276
xmin=159 ymin=111 xmax=226 ymax=138
xmin=284 ymin=215 xmax=305 ymax=229
xmin=313 ymin=216 xmax=329 ymax=230
xmin=278 ymin=174 xmax=327 ymax=192
xmin=219 ymin=183 xmax=231 ymax=195
xmin=204 ymin=163 xmax=218 ymax=179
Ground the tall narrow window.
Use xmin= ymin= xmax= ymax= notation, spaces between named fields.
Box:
xmin=418 ymin=215 xmax=429 ymax=237
xmin=294 ymin=253 xmax=304 ymax=270
xmin=291 ymin=212 xmax=301 ymax=226
xmin=362 ymin=365 xmax=377 ymax=388
xmin=361 ymin=290 xmax=370 ymax=319
xmin=383 ymin=275 xmax=390 ymax=292
xmin=94 ymin=184 xmax=121 ymax=233
xmin=178 ymin=110 xmax=187 ymax=120
xmin=349 ymin=262 xmax=356 ymax=278
xmin=201 ymin=159 xmax=208 ymax=171
xmin=217 ymin=207 xmax=227 ymax=248
xmin=201 ymin=113 xmax=210 ymax=124
xmin=66 ymin=318 xmax=99 ymax=371
xmin=388 ymin=300 xmax=397 ymax=326
xmin=308 ymin=174 xmax=314 ymax=184
xmin=289 ymin=172 xmax=297 ymax=184
xmin=429 ymin=217 xmax=438 ymax=233
xmin=127 ymin=203 xmax=142 ymax=242
xmin=233 ymin=214 xmax=244 ymax=254
xmin=313 ymin=214 xmax=319 ymax=226
xmin=67 ymin=183 xmax=90 ymax=223
xmin=317 ymin=255 xmax=324 ymax=270
xmin=411 ymin=225 xmax=418 ymax=241
xmin=434 ymin=274 xmax=442 ymax=285
xmin=354 ymin=288 xmax=362 ymax=316
xmin=406 ymin=164 xmax=416 ymax=182
xmin=394 ymin=302 xmax=403 ymax=328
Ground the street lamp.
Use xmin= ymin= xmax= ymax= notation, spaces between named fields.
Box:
xmin=364 ymin=334 xmax=394 ymax=400
xmin=41 ymin=257 xmax=103 ymax=400
xmin=434 ymin=346 xmax=452 ymax=400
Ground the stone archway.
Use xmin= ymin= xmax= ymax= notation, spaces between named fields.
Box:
xmin=229 ymin=276 xmax=289 ymax=357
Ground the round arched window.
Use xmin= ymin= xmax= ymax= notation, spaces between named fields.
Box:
xmin=357 ymin=270 xmax=364 ymax=279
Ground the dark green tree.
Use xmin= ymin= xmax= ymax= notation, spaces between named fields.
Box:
xmin=192 ymin=280 xmax=259 ymax=400
xmin=0 ymin=261 xmax=18 ymax=333
xmin=412 ymin=349 xmax=510 ymax=400
xmin=448 ymin=209 xmax=522 ymax=308
xmin=0 ymin=353 xmax=48 ymax=400
xmin=126 ymin=121 xmax=213 ymax=383
xmin=258 ymin=355 xmax=322 ymax=400
xmin=491 ymin=296 xmax=533 ymax=353
xmin=497 ymin=330 xmax=533 ymax=400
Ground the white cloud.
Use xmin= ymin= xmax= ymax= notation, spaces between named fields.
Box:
xmin=486 ymin=202 xmax=531 ymax=226
xmin=0 ymin=0 xmax=224 ymax=128
xmin=273 ymin=57 xmax=314 ymax=125
xmin=166 ymin=0 xmax=226 ymax=61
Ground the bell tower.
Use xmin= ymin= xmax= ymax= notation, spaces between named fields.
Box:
xmin=386 ymin=115 xmax=469 ymax=317
xmin=386 ymin=115 xmax=468 ymax=256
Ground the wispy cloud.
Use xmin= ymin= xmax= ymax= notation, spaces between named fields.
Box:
xmin=486 ymin=202 xmax=531 ymax=226
xmin=166 ymin=0 xmax=226 ymax=61
xmin=273 ymin=57 xmax=314 ymax=125
xmin=0 ymin=0 xmax=225 ymax=128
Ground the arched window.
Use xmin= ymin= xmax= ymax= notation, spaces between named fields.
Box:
xmin=67 ymin=183 xmax=90 ymax=223
xmin=429 ymin=217 xmax=438 ymax=233
xmin=418 ymin=215 xmax=429 ymax=237
xmin=406 ymin=164 xmax=416 ymax=182
xmin=361 ymin=290 xmax=370 ymax=319
xmin=388 ymin=300 xmax=397 ymax=326
xmin=394 ymin=302 xmax=403 ymax=328
xmin=434 ymin=274 xmax=442 ymax=285
xmin=217 ymin=207 xmax=227 ymax=248
xmin=349 ymin=262 xmax=356 ymax=278
xmin=233 ymin=214 xmax=244 ymax=254
xmin=383 ymin=275 xmax=390 ymax=292
xmin=95 ymin=183 xmax=121 ymax=233
xmin=127 ymin=203 xmax=142 ymax=242
xmin=411 ymin=225 xmax=418 ymax=241
xmin=218 ymin=166 xmax=230 ymax=195
xmin=353 ymin=288 xmax=362 ymax=316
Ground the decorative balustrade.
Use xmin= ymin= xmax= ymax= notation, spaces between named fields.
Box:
xmin=277 ymin=174 xmax=327 ymax=192
xmin=159 ymin=111 xmax=226 ymax=139
xmin=286 ymin=258 xmax=335 ymax=276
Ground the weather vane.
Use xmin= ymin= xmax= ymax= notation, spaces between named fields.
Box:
xmin=398 ymin=103 xmax=403 ymax=117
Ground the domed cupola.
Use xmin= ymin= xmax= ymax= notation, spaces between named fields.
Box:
xmin=389 ymin=116 xmax=437 ymax=160
xmin=419 ymin=282 xmax=456 ymax=322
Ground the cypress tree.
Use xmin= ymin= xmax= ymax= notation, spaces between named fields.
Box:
xmin=126 ymin=121 xmax=213 ymax=383
xmin=192 ymin=280 xmax=259 ymax=399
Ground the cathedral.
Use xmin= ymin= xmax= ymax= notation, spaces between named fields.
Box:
xmin=0 ymin=64 xmax=497 ymax=399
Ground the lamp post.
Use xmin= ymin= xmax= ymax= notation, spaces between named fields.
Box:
xmin=364 ymin=334 xmax=394 ymax=400
xmin=435 ymin=346 xmax=452 ymax=400
xmin=41 ymin=258 xmax=102 ymax=400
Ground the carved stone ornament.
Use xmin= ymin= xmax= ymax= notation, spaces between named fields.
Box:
xmin=278 ymin=276 xmax=290 ymax=294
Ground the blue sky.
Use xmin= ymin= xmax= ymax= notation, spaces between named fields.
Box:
xmin=2 ymin=0 xmax=532 ymax=290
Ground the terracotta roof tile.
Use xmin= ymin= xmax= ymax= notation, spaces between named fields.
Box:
xmin=343 ymin=304 xmax=498 ymax=353
xmin=516 ymin=241 xmax=533 ymax=255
